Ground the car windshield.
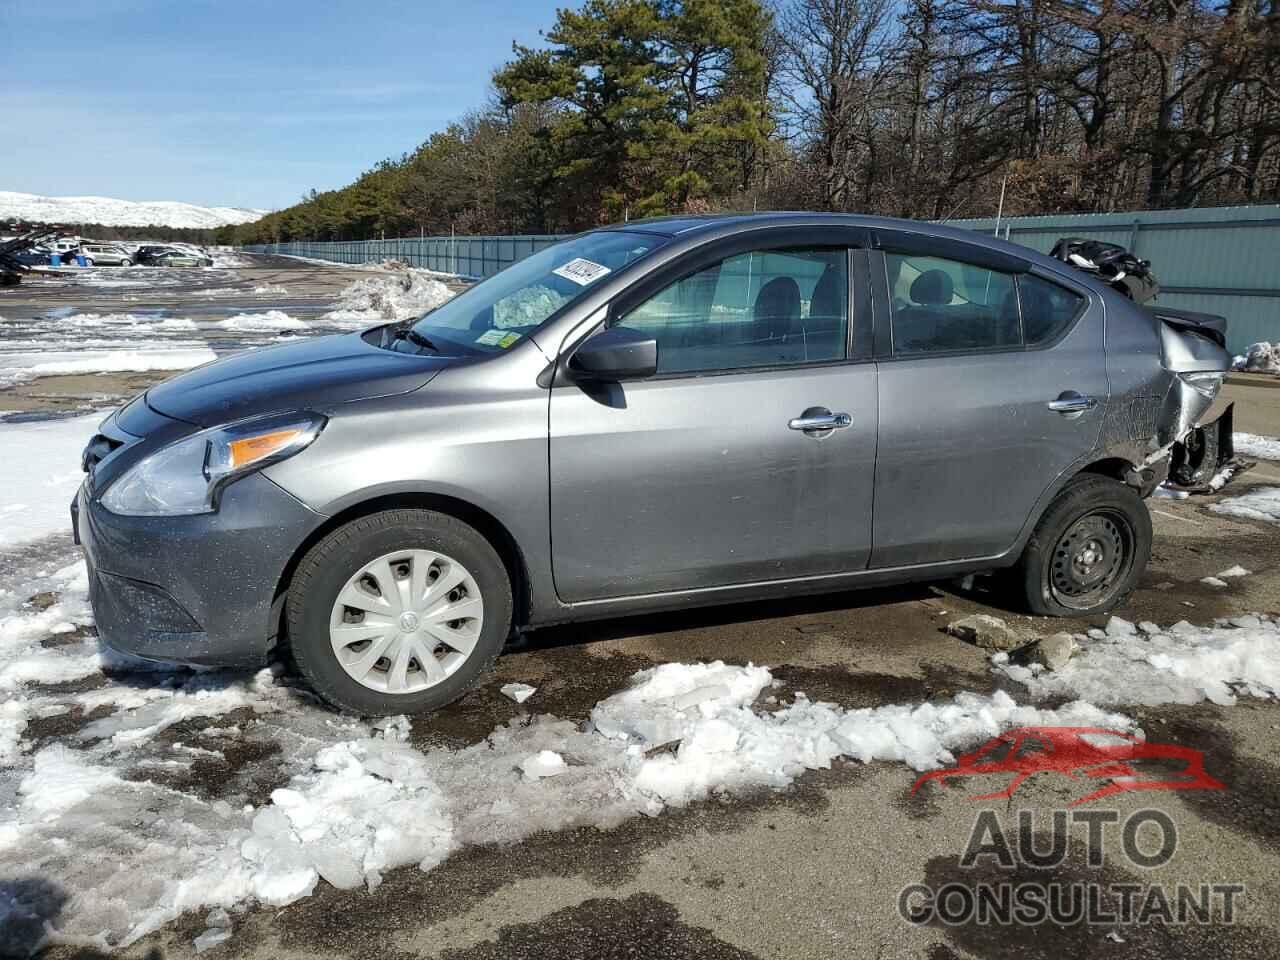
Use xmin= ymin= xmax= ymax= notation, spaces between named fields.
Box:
xmin=405 ymin=230 xmax=664 ymax=355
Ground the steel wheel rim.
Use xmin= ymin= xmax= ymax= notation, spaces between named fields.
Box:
xmin=329 ymin=548 xmax=484 ymax=695
xmin=1048 ymin=510 xmax=1134 ymax=610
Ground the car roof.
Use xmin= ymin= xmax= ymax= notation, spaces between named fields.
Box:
xmin=598 ymin=210 xmax=1072 ymax=277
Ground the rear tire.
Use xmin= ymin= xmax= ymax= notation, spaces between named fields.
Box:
xmin=286 ymin=509 xmax=512 ymax=715
xmin=1014 ymin=475 xmax=1151 ymax=617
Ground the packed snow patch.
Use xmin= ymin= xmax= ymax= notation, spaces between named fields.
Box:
xmin=1234 ymin=433 xmax=1280 ymax=460
xmin=324 ymin=270 xmax=454 ymax=326
xmin=1211 ymin=486 xmax=1280 ymax=525
xmin=994 ymin=614 xmax=1280 ymax=706
xmin=0 ymin=596 xmax=1140 ymax=954
xmin=0 ymin=413 xmax=102 ymax=547
xmin=1243 ymin=341 xmax=1280 ymax=375
xmin=216 ymin=311 xmax=307 ymax=332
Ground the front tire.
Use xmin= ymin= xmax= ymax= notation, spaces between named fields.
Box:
xmin=286 ymin=509 xmax=512 ymax=715
xmin=1014 ymin=475 xmax=1151 ymax=616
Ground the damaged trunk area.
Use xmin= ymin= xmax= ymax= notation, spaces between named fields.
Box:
xmin=1149 ymin=305 xmax=1245 ymax=493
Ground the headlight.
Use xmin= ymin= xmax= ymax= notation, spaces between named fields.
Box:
xmin=100 ymin=412 xmax=325 ymax=516
xmin=1178 ymin=371 xmax=1224 ymax=400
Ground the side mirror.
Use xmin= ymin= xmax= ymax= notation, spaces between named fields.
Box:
xmin=569 ymin=326 xmax=658 ymax=381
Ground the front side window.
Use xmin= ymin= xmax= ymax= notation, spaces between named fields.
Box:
xmin=611 ymin=248 xmax=848 ymax=374
xmin=886 ymin=253 xmax=1020 ymax=354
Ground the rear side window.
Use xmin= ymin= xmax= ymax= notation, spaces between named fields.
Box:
xmin=885 ymin=253 xmax=1020 ymax=354
xmin=1019 ymin=274 xmax=1086 ymax=345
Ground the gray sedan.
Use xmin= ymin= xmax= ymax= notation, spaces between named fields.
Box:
xmin=73 ymin=214 xmax=1232 ymax=714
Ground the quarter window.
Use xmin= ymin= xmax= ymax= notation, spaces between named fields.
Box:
xmin=1019 ymin=273 xmax=1086 ymax=345
xmin=612 ymin=248 xmax=848 ymax=374
xmin=886 ymin=253 xmax=1020 ymax=354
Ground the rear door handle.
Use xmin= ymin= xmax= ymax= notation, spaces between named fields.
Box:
xmin=1047 ymin=392 xmax=1098 ymax=414
xmin=789 ymin=411 xmax=852 ymax=432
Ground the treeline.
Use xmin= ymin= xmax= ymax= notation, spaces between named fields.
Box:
xmin=225 ymin=0 xmax=1280 ymax=245
xmin=4 ymin=219 xmax=224 ymax=245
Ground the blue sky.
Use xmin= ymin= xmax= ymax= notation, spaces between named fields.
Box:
xmin=0 ymin=0 xmax=561 ymax=211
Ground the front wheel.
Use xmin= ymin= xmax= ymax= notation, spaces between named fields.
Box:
xmin=1013 ymin=475 xmax=1151 ymax=616
xmin=286 ymin=509 xmax=512 ymax=715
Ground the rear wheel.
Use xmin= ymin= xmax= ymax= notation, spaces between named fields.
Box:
xmin=1013 ymin=475 xmax=1151 ymax=616
xmin=286 ymin=509 xmax=512 ymax=715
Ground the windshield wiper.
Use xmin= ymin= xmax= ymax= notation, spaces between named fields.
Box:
xmin=390 ymin=327 xmax=440 ymax=353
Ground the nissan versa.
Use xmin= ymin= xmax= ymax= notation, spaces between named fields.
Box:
xmin=73 ymin=214 xmax=1233 ymax=715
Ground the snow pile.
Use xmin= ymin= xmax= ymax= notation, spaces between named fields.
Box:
xmin=249 ymin=734 xmax=452 ymax=898
xmin=1234 ymin=432 xmax=1280 ymax=460
xmin=216 ymin=311 xmax=307 ymax=333
xmin=590 ymin=661 xmax=1130 ymax=805
xmin=323 ymin=271 xmax=454 ymax=326
xmin=209 ymin=249 xmax=256 ymax=269
xmin=1243 ymin=341 xmax=1280 ymax=374
xmin=493 ymin=285 xmax=569 ymax=329
xmin=0 ymin=346 xmax=215 ymax=386
xmin=56 ymin=313 xmax=199 ymax=333
xmin=995 ymin=614 xmax=1280 ymax=706
xmin=0 ymin=413 xmax=101 ymax=547
xmin=1211 ymin=486 xmax=1280 ymax=525
xmin=0 ymin=191 xmax=267 ymax=229
xmin=1 ymin=601 xmax=1140 ymax=953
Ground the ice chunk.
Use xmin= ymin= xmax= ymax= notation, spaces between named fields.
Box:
xmin=500 ymin=682 xmax=537 ymax=704
xmin=1218 ymin=565 xmax=1251 ymax=579
xmin=519 ymin=750 xmax=568 ymax=780
xmin=1200 ymin=576 xmax=1229 ymax=588
xmin=1105 ymin=617 xmax=1136 ymax=637
xmin=193 ymin=927 xmax=232 ymax=953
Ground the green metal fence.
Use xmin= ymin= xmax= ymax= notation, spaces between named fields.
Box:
xmin=245 ymin=204 xmax=1280 ymax=353
xmin=243 ymin=235 xmax=566 ymax=279
xmin=950 ymin=204 xmax=1280 ymax=355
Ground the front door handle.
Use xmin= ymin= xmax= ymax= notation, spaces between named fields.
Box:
xmin=789 ymin=409 xmax=852 ymax=432
xmin=1047 ymin=392 xmax=1098 ymax=415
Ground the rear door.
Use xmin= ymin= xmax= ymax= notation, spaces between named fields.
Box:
xmin=868 ymin=234 xmax=1106 ymax=567
xmin=548 ymin=232 xmax=878 ymax=602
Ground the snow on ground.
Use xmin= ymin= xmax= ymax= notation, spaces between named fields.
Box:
xmin=994 ymin=614 xmax=1280 ymax=706
xmin=1210 ymin=486 xmax=1280 ymax=525
xmin=0 ymin=344 xmax=215 ymax=389
xmin=0 ymin=192 xmax=266 ymax=230
xmin=1235 ymin=432 xmax=1280 ymax=460
xmin=0 ymin=413 xmax=102 ymax=547
xmin=216 ymin=311 xmax=307 ymax=333
xmin=323 ymin=270 xmax=455 ymax=325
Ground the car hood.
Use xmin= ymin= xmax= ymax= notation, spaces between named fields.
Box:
xmin=145 ymin=331 xmax=456 ymax=427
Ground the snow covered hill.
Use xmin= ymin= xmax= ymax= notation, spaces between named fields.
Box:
xmin=0 ymin=191 xmax=268 ymax=229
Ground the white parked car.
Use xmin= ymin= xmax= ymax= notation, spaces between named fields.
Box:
xmin=78 ymin=243 xmax=135 ymax=267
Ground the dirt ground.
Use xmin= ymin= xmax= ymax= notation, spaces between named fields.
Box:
xmin=6 ymin=257 xmax=1279 ymax=959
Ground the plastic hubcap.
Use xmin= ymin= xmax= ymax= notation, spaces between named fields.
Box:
xmin=329 ymin=548 xmax=484 ymax=695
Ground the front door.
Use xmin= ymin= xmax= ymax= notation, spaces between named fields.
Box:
xmin=869 ymin=244 xmax=1107 ymax=567
xmin=549 ymin=244 xmax=878 ymax=602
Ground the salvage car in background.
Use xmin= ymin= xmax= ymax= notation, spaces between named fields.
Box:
xmin=74 ymin=213 xmax=1232 ymax=715
xmin=79 ymin=243 xmax=135 ymax=267
xmin=135 ymin=246 xmax=213 ymax=267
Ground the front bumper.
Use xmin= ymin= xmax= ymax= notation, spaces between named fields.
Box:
xmin=75 ymin=472 xmax=325 ymax=666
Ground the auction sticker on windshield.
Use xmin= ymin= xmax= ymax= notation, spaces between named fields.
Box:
xmin=553 ymin=258 xmax=611 ymax=286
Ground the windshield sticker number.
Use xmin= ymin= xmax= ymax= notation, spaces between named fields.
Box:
xmin=553 ymin=258 xmax=611 ymax=286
